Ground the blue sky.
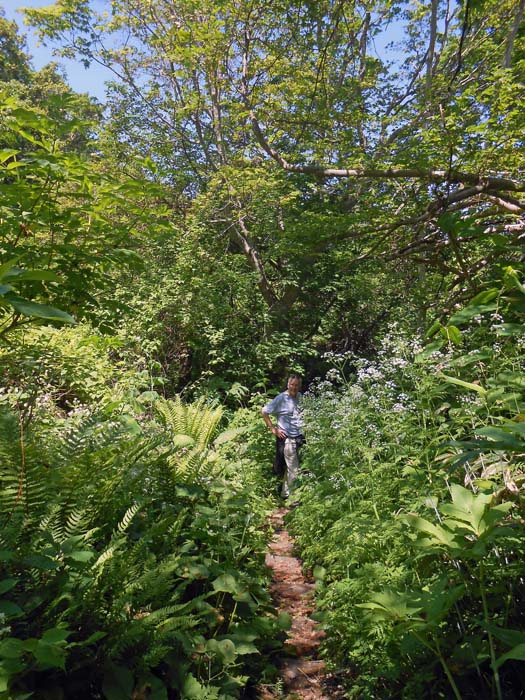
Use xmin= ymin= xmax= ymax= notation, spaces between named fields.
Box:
xmin=3 ymin=0 xmax=111 ymax=100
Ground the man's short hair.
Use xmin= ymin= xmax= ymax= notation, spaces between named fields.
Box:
xmin=288 ymin=374 xmax=302 ymax=383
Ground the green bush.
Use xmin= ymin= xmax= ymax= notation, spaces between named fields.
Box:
xmin=0 ymin=397 xmax=280 ymax=700
xmin=288 ymin=275 xmax=525 ymax=699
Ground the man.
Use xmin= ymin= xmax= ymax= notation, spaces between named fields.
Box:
xmin=261 ymin=374 xmax=305 ymax=499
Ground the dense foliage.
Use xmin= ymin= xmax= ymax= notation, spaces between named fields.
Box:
xmin=289 ymin=274 xmax=525 ymax=698
xmin=0 ymin=309 xmax=284 ymax=699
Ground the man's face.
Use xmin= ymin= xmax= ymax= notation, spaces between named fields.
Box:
xmin=287 ymin=378 xmax=301 ymax=397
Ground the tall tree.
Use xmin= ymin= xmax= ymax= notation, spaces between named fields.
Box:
xmin=24 ymin=0 xmax=525 ymax=334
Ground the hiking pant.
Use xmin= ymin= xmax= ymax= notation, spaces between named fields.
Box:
xmin=276 ymin=435 xmax=305 ymax=498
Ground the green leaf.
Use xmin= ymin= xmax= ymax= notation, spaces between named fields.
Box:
xmin=415 ymin=340 xmax=445 ymax=361
xmin=0 ymin=638 xmax=25 ymax=659
xmin=213 ymin=426 xmax=249 ymax=446
xmin=440 ymin=325 xmax=462 ymax=344
xmin=206 ymin=638 xmax=237 ymax=664
xmin=494 ymin=323 xmax=525 ymax=336
xmin=2 ymin=293 xmax=75 ymax=323
xmin=468 ymin=289 xmax=500 ymax=306
xmin=448 ymin=303 xmax=497 ymax=326
xmin=0 ymin=149 xmax=20 ymax=164
xmin=23 ymin=554 xmax=60 ymax=570
xmin=440 ymin=374 xmax=486 ymax=395
xmin=41 ymin=628 xmax=70 ymax=644
xmin=172 ymin=434 xmax=196 ymax=448
xmin=33 ymin=642 xmax=66 ymax=670
xmin=277 ymin=612 xmax=292 ymax=630
xmin=0 ymin=601 xmax=23 ymax=617
xmin=403 ymin=514 xmax=457 ymax=549
xmin=2 ymin=269 xmax=61 ymax=283
xmin=313 ymin=565 xmax=327 ymax=581
xmin=102 ymin=665 xmax=134 ymax=700
xmin=423 ymin=319 xmax=442 ymax=340
xmin=475 ymin=426 xmax=525 ymax=450
xmin=481 ymin=623 xmax=525 ymax=648
xmin=67 ymin=550 xmax=95 ymax=562
xmin=181 ymin=673 xmax=209 ymax=699
xmin=0 ymin=257 xmax=21 ymax=280
xmin=494 ymin=643 xmax=525 ymax=670
xmin=140 ymin=673 xmax=168 ymax=700
xmin=357 ymin=590 xmax=423 ymax=622
xmin=0 ymin=579 xmax=18 ymax=595
xmin=440 ymin=485 xmax=491 ymax=536
xmin=212 ymin=574 xmax=239 ymax=594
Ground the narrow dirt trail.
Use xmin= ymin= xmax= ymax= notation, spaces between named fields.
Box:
xmin=259 ymin=507 xmax=329 ymax=700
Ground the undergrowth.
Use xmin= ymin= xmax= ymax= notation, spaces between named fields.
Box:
xmin=288 ymin=270 xmax=525 ymax=699
xmin=0 ymin=336 xmax=283 ymax=700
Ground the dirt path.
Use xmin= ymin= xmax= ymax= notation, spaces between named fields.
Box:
xmin=259 ymin=507 xmax=329 ymax=700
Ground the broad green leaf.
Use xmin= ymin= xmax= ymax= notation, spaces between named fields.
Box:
xmin=475 ymin=426 xmax=525 ymax=450
xmin=181 ymin=672 xmax=209 ymax=699
xmin=468 ymin=288 xmax=499 ymax=306
xmin=2 ymin=293 xmax=75 ymax=323
xmin=423 ymin=319 xmax=441 ymax=340
xmin=357 ymin=590 xmax=423 ymax=621
xmin=33 ymin=642 xmax=66 ymax=670
xmin=0 ymin=638 xmax=25 ymax=659
xmin=102 ymin=665 xmax=134 ymax=700
xmin=206 ymin=638 xmax=237 ymax=664
xmin=0 ymin=579 xmax=17 ymax=595
xmin=2 ymin=269 xmax=61 ymax=283
xmin=503 ymin=266 xmax=525 ymax=295
xmin=494 ymin=323 xmax=525 ymax=336
xmin=23 ymin=554 xmax=60 ymax=570
xmin=213 ymin=426 xmax=248 ymax=446
xmin=0 ymin=601 xmax=23 ymax=617
xmin=440 ymin=485 xmax=491 ymax=536
xmin=415 ymin=340 xmax=445 ymax=361
xmin=403 ymin=514 xmax=457 ymax=549
xmin=41 ymin=628 xmax=70 ymax=644
xmin=481 ymin=623 xmax=525 ymax=648
xmin=0 ymin=257 xmax=21 ymax=279
xmin=440 ymin=325 xmax=462 ymax=344
xmin=172 ymin=434 xmax=196 ymax=448
xmin=141 ymin=673 xmax=168 ymax=700
xmin=313 ymin=565 xmax=327 ymax=581
xmin=0 ymin=149 xmax=20 ymax=164
xmin=418 ymin=578 xmax=465 ymax=623
xmin=494 ymin=643 xmax=525 ymax=669
xmin=448 ymin=303 xmax=497 ymax=326
xmin=212 ymin=574 xmax=239 ymax=594
xmin=277 ymin=612 xmax=292 ymax=630
xmin=440 ymin=374 xmax=486 ymax=395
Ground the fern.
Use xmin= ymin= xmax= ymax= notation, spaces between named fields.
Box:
xmin=117 ymin=502 xmax=142 ymax=534
xmin=155 ymin=396 xmax=224 ymax=483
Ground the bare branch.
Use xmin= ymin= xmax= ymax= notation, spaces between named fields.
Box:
xmin=250 ymin=114 xmax=524 ymax=191
xmin=503 ymin=0 xmax=525 ymax=68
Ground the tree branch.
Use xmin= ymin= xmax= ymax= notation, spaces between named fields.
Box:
xmin=249 ymin=113 xmax=524 ymax=192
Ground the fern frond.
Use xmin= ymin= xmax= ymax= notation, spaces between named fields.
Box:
xmin=93 ymin=542 xmax=121 ymax=570
xmin=117 ymin=502 xmax=142 ymax=534
xmin=155 ymin=397 xmax=224 ymax=483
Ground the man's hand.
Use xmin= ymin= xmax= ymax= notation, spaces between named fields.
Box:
xmin=274 ymin=426 xmax=287 ymax=439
